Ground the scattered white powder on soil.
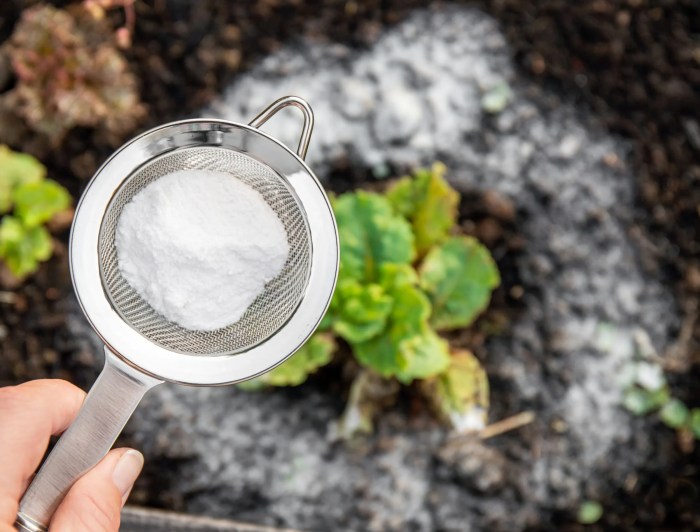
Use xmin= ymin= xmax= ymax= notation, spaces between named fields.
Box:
xmin=115 ymin=170 xmax=289 ymax=331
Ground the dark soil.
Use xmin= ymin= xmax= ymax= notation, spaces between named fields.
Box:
xmin=0 ymin=0 xmax=698 ymax=530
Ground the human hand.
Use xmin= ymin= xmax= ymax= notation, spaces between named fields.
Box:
xmin=0 ymin=379 xmax=144 ymax=531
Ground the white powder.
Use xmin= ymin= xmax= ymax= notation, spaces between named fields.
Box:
xmin=115 ymin=170 xmax=289 ymax=331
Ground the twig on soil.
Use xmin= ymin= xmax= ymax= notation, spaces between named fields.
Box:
xmin=479 ymin=411 xmax=535 ymax=440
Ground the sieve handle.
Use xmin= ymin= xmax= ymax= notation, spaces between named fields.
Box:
xmin=15 ymin=347 xmax=162 ymax=531
xmin=248 ymin=95 xmax=315 ymax=160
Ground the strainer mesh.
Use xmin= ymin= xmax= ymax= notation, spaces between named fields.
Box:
xmin=98 ymin=146 xmax=311 ymax=355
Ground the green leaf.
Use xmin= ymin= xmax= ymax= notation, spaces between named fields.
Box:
xmin=354 ymin=265 xmax=449 ymax=382
xmin=0 ymin=216 xmax=52 ymax=277
xmin=689 ymin=408 xmax=700 ymax=439
xmin=429 ymin=349 xmax=489 ymax=432
xmin=481 ymin=82 xmax=512 ymax=114
xmin=333 ymin=190 xmax=415 ymax=283
xmin=659 ymin=398 xmax=689 ymax=429
xmin=13 ymin=179 xmax=71 ymax=228
xmin=331 ymin=279 xmax=393 ymax=344
xmin=249 ymin=333 xmax=336 ymax=387
xmin=266 ymin=333 xmax=336 ymax=386
xmin=420 ymin=236 xmax=500 ymax=331
xmin=0 ymin=215 xmax=23 ymax=246
xmin=0 ymin=145 xmax=45 ymax=214
xmin=623 ymin=387 xmax=668 ymax=416
xmin=386 ymin=163 xmax=460 ymax=255
xmin=577 ymin=501 xmax=603 ymax=525
xmin=395 ymin=329 xmax=451 ymax=384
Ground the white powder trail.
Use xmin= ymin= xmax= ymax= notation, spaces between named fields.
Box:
xmin=115 ymin=170 xmax=289 ymax=331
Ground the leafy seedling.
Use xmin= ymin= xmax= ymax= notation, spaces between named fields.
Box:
xmin=0 ymin=146 xmax=71 ymax=278
xmin=577 ymin=501 xmax=603 ymax=525
xmin=242 ymin=164 xmax=500 ymax=434
xmin=659 ymin=399 xmax=689 ymax=429
xmin=481 ymin=81 xmax=512 ymax=114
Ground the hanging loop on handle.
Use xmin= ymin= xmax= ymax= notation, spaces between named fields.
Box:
xmin=248 ymin=96 xmax=314 ymax=160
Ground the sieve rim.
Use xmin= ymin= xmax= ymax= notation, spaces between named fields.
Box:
xmin=70 ymin=117 xmax=338 ymax=385
xmin=98 ymin=146 xmax=312 ymax=356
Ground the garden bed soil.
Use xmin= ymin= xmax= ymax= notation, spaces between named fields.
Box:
xmin=0 ymin=1 xmax=698 ymax=530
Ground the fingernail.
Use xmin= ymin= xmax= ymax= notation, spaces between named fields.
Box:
xmin=112 ymin=450 xmax=144 ymax=505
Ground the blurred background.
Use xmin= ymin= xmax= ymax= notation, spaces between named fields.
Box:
xmin=0 ymin=1 xmax=698 ymax=531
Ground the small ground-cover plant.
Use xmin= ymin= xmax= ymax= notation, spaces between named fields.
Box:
xmin=0 ymin=145 xmax=71 ymax=278
xmin=0 ymin=4 xmax=145 ymax=145
xmin=245 ymin=164 xmax=500 ymax=434
xmin=624 ymin=361 xmax=700 ymax=442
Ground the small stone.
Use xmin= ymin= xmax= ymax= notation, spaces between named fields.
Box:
xmin=476 ymin=218 xmax=502 ymax=246
xmin=222 ymin=49 xmax=242 ymax=70
xmin=551 ymin=418 xmax=568 ymax=433
xmin=530 ymin=52 xmax=546 ymax=75
xmin=43 ymin=349 xmax=58 ymax=364
xmin=510 ymin=285 xmax=524 ymax=299
xmin=558 ymin=134 xmax=581 ymax=158
xmin=482 ymin=190 xmax=516 ymax=221
xmin=602 ymin=152 xmax=623 ymax=168
xmin=45 ymin=287 xmax=60 ymax=300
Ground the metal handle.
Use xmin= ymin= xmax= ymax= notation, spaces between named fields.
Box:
xmin=15 ymin=348 xmax=162 ymax=531
xmin=248 ymin=96 xmax=314 ymax=160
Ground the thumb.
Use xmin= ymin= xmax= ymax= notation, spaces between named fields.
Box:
xmin=49 ymin=448 xmax=144 ymax=532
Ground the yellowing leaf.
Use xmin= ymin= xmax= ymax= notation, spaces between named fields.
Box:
xmin=428 ymin=349 xmax=489 ymax=432
xmin=334 ymin=191 xmax=415 ymax=283
xmin=386 ymin=162 xmax=459 ymax=255
xmin=336 ymin=370 xmax=400 ymax=439
xmin=244 ymin=333 xmax=336 ymax=388
xmin=420 ymin=236 xmax=500 ymax=331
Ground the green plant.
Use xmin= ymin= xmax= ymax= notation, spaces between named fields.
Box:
xmin=577 ymin=500 xmax=603 ymax=525
xmin=623 ymin=358 xmax=700 ymax=441
xmin=239 ymin=333 xmax=336 ymax=389
xmin=0 ymin=4 xmax=145 ymax=144
xmin=245 ymin=163 xmax=501 ymax=434
xmin=481 ymin=81 xmax=512 ymax=114
xmin=0 ymin=145 xmax=71 ymax=277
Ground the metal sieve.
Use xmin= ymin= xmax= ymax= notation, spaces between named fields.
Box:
xmin=100 ymin=146 xmax=312 ymax=355
xmin=16 ymin=96 xmax=339 ymax=532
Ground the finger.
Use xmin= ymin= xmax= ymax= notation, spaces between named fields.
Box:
xmin=49 ymin=447 xmax=143 ymax=532
xmin=0 ymin=380 xmax=85 ymax=525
